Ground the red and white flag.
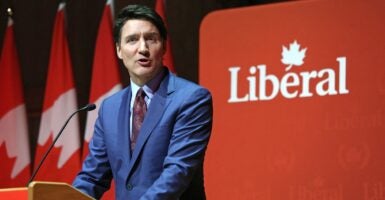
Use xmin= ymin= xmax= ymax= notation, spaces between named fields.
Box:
xmin=82 ymin=0 xmax=121 ymax=160
xmin=82 ymin=1 xmax=121 ymax=199
xmin=0 ymin=17 xmax=31 ymax=188
xmin=155 ymin=0 xmax=175 ymax=72
xmin=34 ymin=3 xmax=81 ymax=183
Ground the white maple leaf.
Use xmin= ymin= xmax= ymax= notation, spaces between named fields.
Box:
xmin=281 ymin=40 xmax=307 ymax=71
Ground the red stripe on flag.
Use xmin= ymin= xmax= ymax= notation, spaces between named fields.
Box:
xmin=0 ymin=21 xmax=23 ymax=117
xmin=42 ymin=5 xmax=75 ymax=111
xmin=155 ymin=0 xmax=175 ymax=72
xmin=88 ymin=4 xmax=121 ymax=103
xmin=0 ymin=18 xmax=31 ymax=188
xmin=34 ymin=3 xmax=81 ymax=184
xmin=83 ymin=2 xmax=122 ymax=199
xmin=83 ymin=3 xmax=122 ymax=159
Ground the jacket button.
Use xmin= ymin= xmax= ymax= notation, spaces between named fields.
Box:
xmin=127 ymin=183 xmax=133 ymax=191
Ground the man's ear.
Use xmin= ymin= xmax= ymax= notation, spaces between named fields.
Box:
xmin=116 ymin=43 xmax=122 ymax=59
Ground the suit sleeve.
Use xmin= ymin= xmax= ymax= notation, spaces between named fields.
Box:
xmin=72 ymin=101 xmax=112 ymax=199
xmin=140 ymin=87 xmax=213 ymax=200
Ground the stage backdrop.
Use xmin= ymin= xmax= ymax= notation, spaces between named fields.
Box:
xmin=200 ymin=0 xmax=385 ymax=199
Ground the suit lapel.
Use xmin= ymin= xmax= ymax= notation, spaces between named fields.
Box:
xmin=125 ymin=71 xmax=176 ymax=179
xmin=117 ymin=88 xmax=133 ymax=160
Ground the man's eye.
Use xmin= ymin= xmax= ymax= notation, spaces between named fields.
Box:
xmin=146 ymin=36 xmax=158 ymax=44
xmin=126 ymin=37 xmax=138 ymax=43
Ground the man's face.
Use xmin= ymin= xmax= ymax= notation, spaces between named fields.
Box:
xmin=116 ymin=19 xmax=165 ymax=86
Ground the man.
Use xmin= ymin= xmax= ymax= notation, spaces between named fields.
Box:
xmin=73 ymin=4 xmax=213 ymax=200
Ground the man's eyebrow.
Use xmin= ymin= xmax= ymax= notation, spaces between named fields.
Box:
xmin=144 ymin=32 xmax=161 ymax=37
xmin=122 ymin=34 xmax=139 ymax=41
xmin=126 ymin=33 xmax=139 ymax=37
xmin=124 ymin=32 xmax=159 ymax=37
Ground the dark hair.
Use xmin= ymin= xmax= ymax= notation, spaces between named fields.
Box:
xmin=114 ymin=4 xmax=167 ymax=45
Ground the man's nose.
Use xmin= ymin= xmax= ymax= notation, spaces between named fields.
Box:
xmin=138 ymin=38 xmax=149 ymax=54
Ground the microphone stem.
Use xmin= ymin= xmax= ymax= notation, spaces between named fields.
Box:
xmin=27 ymin=109 xmax=81 ymax=187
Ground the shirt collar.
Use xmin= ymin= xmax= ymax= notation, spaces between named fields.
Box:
xmin=130 ymin=67 xmax=167 ymax=98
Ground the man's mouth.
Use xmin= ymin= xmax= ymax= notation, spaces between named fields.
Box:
xmin=137 ymin=58 xmax=151 ymax=66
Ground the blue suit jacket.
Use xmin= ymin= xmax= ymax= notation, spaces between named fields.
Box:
xmin=73 ymin=70 xmax=213 ymax=200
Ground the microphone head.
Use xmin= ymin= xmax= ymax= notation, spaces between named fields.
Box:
xmin=86 ymin=104 xmax=96 ymax=111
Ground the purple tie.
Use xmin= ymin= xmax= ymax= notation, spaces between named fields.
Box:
xmin=131 ymin=88 xmax=147 ymax=151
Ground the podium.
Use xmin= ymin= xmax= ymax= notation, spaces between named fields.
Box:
xmin=0 ymin=181 xmax=94 ymax=200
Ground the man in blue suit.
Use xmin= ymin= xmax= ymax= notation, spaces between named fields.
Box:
xmin=73 ymin=4 xmax=213 ymax=200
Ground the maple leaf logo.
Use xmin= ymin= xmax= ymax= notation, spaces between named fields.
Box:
xmin=281 ymin=40 xmax=307 ymax=71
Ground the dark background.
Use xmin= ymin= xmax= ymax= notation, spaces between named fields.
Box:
xmin=0 ymin=0 xmax=286 ymax=160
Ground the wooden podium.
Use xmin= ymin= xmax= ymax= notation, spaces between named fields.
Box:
xmin=0 ymin=181 xmax=94 ymax=200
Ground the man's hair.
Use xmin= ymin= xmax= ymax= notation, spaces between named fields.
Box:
xmin=114 ymin=4 xmax=167 ymax=45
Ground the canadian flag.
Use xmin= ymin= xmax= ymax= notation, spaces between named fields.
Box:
xmin=33 ymin=3 xmax=81 ymax=183
xmin=155 ymin=0 xmax=175 ymax=72
xmin=0 ymin=17 xmax=31 ymax=188
xmin=82 ymin=0 xmax=121 ymax=160
xmin=82 ymin=0 xmax=121 ymax=199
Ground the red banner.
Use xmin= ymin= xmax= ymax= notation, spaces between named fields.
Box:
xmin=200 ymin=0 xmax=385 ymax=199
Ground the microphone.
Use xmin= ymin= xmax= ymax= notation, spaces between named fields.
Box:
xmin=80 ymin=103 xmax=96 ymax=112
xmin=27 ymin=103 xmax=96 ymax=186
